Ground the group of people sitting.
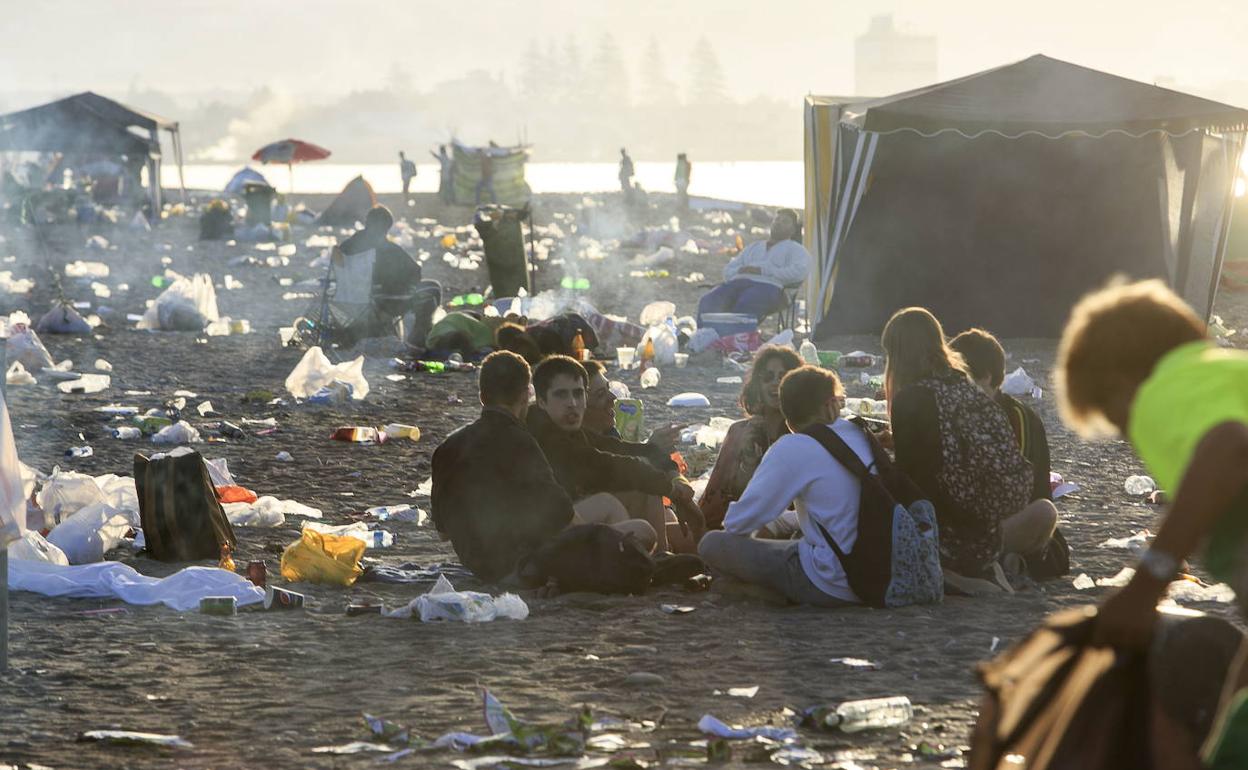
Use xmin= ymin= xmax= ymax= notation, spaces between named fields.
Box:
xmin=430 ymin=296 xmax=1067 ymax=603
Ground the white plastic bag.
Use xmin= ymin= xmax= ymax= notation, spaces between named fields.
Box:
xmin=35 ymin=467 xmax=107 ymax=529
xmin=688 ymin=327 xmax=720 ymax=354
xmin=56 ymin=373 xmax=110 ymax=394
xmin=94 ymin=474 xmax=140 ymax=525
xmin=1001 ymin=367 xmax=1035 ymax=396
xmin=7 ymin=561 xmax=263 ymax=611
xmin=641 ymin=325 xmax=678 ymax=366
xmin=386 ymin=575 xmax=528 ymax=623
xmin=639 ymin=301 xmax=676 ymax=328
xmin=6 ymin=361 xmax=35 ymax=386
xmin=138 ymin=273 xmax=219 ymax=331
xmin=667 ymin=392 xmax=710 ymax=407
xmin=46 ymin=502 xmax=131 ymax=564
xmin=285 ymin=346 xmax=369 ymax=400
xmin=6 ymin=326 xmax=55 ymax=372
xmin=222 ymin=501 xmax=285 ymax=528
xmin=151 ymin=420 xmax=201 ymax=445
xmin=7 ymin=530 xmax=69 ymax=565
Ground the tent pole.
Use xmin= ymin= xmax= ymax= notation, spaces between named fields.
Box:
xmin=1 ymin=340 xmax=8 ymax=673
xmin=174 ymin=126 xmax=187 ymax=203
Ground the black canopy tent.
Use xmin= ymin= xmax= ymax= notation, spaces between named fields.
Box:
xmin=806 ymin=55 xmax=1248 ymax=338
xmin=0 ymin=91 xmax=186 ymax=215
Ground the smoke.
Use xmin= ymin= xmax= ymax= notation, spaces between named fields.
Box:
xmin=192 ymin=90 xmax=296 ymax=162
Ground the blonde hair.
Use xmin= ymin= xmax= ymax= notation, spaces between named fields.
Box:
xmin=881 ymin=307 xmax=967 ymax=402
xmin=1057 ymin=278 xmax=1206 ymax=437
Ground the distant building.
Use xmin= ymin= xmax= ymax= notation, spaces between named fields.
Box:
xmin=854 ymin=15 xmax=938 ymax=97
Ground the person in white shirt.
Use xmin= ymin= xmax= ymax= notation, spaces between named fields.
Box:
xmin=697 ymin=365 xmax=872 ymax=606
xmin=696 ymin=209 xmax=812 ymax=324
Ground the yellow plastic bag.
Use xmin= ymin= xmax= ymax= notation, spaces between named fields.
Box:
xmin=280 ymin=529 xmax=365 ymax=586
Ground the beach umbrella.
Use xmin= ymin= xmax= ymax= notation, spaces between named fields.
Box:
xmin=251 ymin=139 xmax=332 ymax=193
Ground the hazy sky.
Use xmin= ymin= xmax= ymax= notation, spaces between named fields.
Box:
xmin=3 ymin=0 xmax=1248 ymax=102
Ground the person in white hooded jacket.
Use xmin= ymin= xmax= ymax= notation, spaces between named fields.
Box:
xmin=697 ymin=208 xmax=811 ymax=323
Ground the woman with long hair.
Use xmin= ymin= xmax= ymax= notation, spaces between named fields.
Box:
xmin=882 ymin=308 xmax=1057 ymax=590
xmin=699 ymin=345 xmax=803 ymax=530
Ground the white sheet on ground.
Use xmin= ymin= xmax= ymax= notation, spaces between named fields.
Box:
xmin=8 ymin=561 xmax=264 ymax=611
xmin=0 ymin=391 xmax=26 ymax=546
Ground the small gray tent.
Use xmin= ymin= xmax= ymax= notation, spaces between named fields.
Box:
xmin=0 ymin=91 xmax=186 ymax=215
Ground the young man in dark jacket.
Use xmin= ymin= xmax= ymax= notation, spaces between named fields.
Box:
xmin=431 ymin=351 xmax=573 ymax=582
xmin=527 ymin=355 xmax=698 ymax=552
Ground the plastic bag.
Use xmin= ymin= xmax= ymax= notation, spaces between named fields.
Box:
xmin=667 ymin=392 xmax=710 ymax=407
xmin=35 ymin=304 xmax=92 ymax=335
xmin=386 ymin=575 xmax=528 ymax=623
xmin=6 ymin=361 xmax=35 ymax=386
xmin=6 ymin=326 xmax=55 ymax=372
xmin=151 ymin=420 xmax=201 ymax=445
xmin=7 ymin=530 xmax=69 ymax=565
xmin=280 ymin=529 xmax=364 ymax=586
xmin=95 ymin=474 xmax=140 ymax=525
xmin=138 ymin=273 xmax=219 ymax=331
xmin=639 ymin=301 xmax=676 ymax=328
xmin=688 ymin=327 xmax=720 ymax=354
xmin=285 ymin=346 xmax=369 ymax=400
xmin=222 ymin=499 xmax=284 ymax=527
xmin=641 ymin=324 xmax=678 ymax=366
xmin=56 ymin=373 xmax=110 ymax=394
xmin=46 ymin=502 xmax=131 ymax=564
xmin=1002 ymin=367 xmax=1036 ymax=396
xmin=35 ymin=467 xmax=108 ymax=529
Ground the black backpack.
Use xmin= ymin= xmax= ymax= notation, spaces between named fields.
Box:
xmin=800 ymin=420 xmax=943 ymax=608
xmin=516 ymin=524 xmax=656 ymax=595
xmin=135 ymin=448 xmax=236 ymax=562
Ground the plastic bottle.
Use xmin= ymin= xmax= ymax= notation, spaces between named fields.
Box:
xmin=1125 ymin=475 xmax=1156 ymax=495
xmin=571 ymin=330 xmax=587 ymax=361
xmin=824 ymin=696 xmax=913 ymax=732
xmin=65 ymin=446 xmax=93 ymax=458
xmin=382 ymin=423 xmax=421 ymax=441
xmin=111 ymin=426 xmax=142 ymax=440
xmin=640 ymin=367 xmax=661 ymax=389
xmin=416 ymin=361 xmax=446 ymax=373
xmin=218 ymin=544 xmax=236 ymax=573
xmin=800 ymin=339 xmax=819 ymax=365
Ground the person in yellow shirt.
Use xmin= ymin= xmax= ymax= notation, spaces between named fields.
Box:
xmin=1056 ymin=279 xmax=1248 ymax=767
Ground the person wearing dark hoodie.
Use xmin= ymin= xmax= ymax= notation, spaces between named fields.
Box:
xmin=431 ymin=351 xmax=573 ymax=583
xmin=526 ymin=355 xmax=700 ymax=553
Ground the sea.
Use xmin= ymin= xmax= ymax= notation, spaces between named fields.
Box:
xmin=162 ymin=161 xmax=804 ymax=209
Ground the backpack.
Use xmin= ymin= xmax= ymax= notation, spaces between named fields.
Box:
xmin=515 ymin=524 xmax=656 ymax=595
xmin=135 ymin=447 xmax=236 ymax=562
xmin=801 ymin=420 xmax=943 ymax=608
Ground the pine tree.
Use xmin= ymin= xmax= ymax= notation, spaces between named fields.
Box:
xmin=639 ymin=36 xmax=678 ymax=106
xmin=519 ymin=39 xmax=544 ymax=101
xmin=590 ymin=33 xmax=631 ymax=107
xmin=560 ymin=37 xmax=585 ymax=105
xmin=687 ymin=36 xmax=728 ymax=106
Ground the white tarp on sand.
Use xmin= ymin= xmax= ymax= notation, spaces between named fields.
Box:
xmin=7 ymin=562 xmax=264 ymax=611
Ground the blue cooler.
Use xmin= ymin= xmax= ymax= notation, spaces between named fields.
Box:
xmin=701 ymin=313 xmax=758 ymax=338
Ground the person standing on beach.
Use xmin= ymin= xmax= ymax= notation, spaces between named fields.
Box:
xmin=398 ymin=151 xmax=417 ymax=199
xmin=475 ymin=148 xmax=497 ymax=205
xmin=619 ymin=148 xmax=635 ymax=198
xmin=430 ymin=145 xmax=452 ymax=203
xmin=675 ymin=153 xmax=692 ymax=210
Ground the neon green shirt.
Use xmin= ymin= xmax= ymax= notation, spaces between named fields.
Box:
xmin=1128 ymin=340 xmax=1248 ymax=579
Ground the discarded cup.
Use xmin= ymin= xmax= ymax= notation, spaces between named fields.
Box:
xmin=674 ymin=353 xmax=689 ymax=369
xmin=264 ymin=586 xmax=305 ymax=610
xmin=617 ymin=347 xmax=636 ymax=369
xmin=199 ymin=596 xmax=238 ymax=616
xmin=382 ymin=423 xmax=421 ymax=441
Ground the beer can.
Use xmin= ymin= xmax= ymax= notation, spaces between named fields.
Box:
xmin=200 ymin=596 xmax=237 ymax=616
xmin=264 ymin=586 xmax=305 ymax=610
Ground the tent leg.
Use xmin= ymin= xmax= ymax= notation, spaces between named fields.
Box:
xmin=1 ymin=549 xmax=7 ymax=671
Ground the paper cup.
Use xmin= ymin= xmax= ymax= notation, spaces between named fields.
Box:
xmin=616 ymin=347 xmax=636 ymax=369
xmin=674 ymin=353 xmax=689 ymax=369
xmin=264 ymin=586 xmax=305 ymax=610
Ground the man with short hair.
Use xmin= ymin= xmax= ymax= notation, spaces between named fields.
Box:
xmin=698 ymin=365 xmax=868 ymax=607
xmin=398 ymin=151 xmax=417 ymax=198
xmin=527 ymin=355 xmax=697 ymax=552
xmin=339 ymin=204 xmax=441 ymax=349
xmin=431 ymin=351 xmax=574 ymax=582
xmin=696 ymin=208 xmax=811 ymax=324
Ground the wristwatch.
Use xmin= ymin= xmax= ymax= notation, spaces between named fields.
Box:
xmin=1139 ymin=548 xmax=1179 ymax=582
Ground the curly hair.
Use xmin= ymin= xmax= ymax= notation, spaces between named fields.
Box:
xmin=739 ymin=345 xmax=803 ymax=416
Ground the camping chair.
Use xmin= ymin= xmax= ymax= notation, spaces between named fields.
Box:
xmin=292 ymin=248 xmax=405 ymax=352
xmin=767 ymin=283 xmax=805 ymax=334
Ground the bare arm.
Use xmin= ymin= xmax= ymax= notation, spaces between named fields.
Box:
xmin=1095 ymin=421 xmax=1248 ymax=646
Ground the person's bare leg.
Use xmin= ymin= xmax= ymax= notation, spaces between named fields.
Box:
xmin=665 ymin=508 xmax=697 ymax=554
xmin=572 ymin=492 xmax=629 ymax=525
xmin=615 ymin=491 xmax=670 ymax=553
xmin=1002 ymin=499 xmax=1059 ymax=556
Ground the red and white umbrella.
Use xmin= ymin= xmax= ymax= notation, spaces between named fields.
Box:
xmin=251 ymin=139 xmax=331 ymax=192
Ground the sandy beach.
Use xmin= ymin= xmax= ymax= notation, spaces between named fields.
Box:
xmin=0 ymin=189 xmax=1245 ymax=769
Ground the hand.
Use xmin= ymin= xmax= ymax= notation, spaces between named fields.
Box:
xmin=670 ymin=497 xmax=706 ymax=543
xmin=648 ymin=424 xmax=685 ymax=450
xmin=669 ymin=478 xmax=696 ymax=504
xmin=1092 ymin=576 xmax=1164 ymax=649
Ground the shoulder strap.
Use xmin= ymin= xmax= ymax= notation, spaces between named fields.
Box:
xmin=801 ymin=423 xmax=874 ymax=479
